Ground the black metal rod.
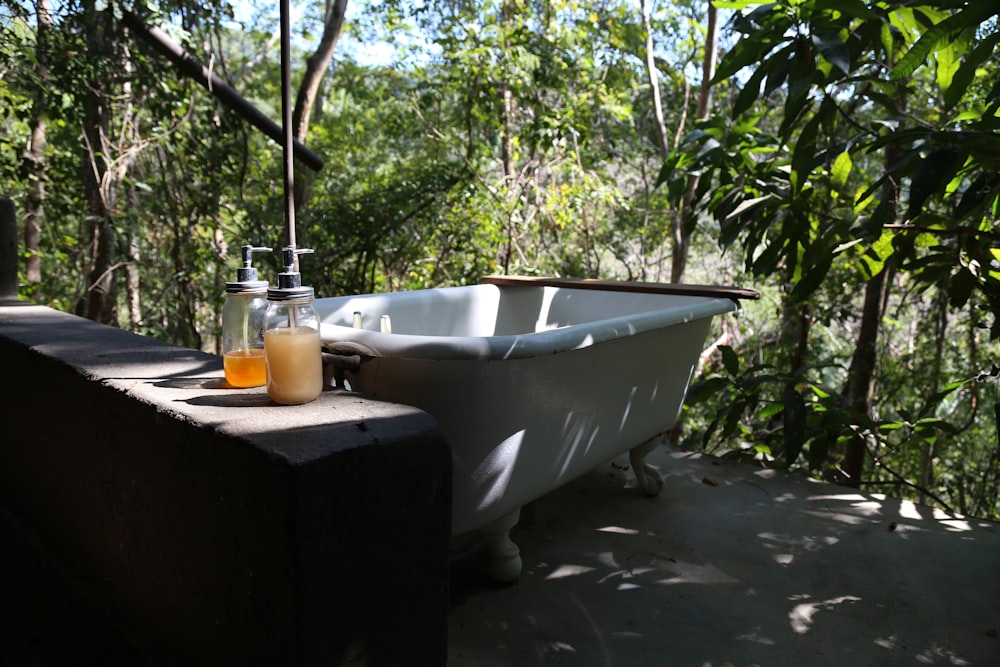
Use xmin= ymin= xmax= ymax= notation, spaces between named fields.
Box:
xmin=122 ymin=10 xmax=324 ymax=173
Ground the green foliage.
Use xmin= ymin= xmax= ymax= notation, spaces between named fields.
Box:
xmin=669 ymin=0 xmax=1000 ymax=518
xmin=2 ymin=0 xmax=997 ymax=518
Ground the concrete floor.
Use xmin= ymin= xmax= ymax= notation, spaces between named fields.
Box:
xmin=447 ymin=447 xmax=1000 ymax=666
xmin=3 ymin=446 xmax=998 ymax=665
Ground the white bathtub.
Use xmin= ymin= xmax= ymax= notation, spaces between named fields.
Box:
xmin=316 ymin=277 xmax=750 ymax=581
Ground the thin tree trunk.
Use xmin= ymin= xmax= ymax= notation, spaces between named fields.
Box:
xmin=642 ymin=0 xmax=669 ymax=161
xmin=126 ymin=221 xmax=141 ymax=331
xmin=291 ymin=0 xmax=348 ymax=210
xmin=839 ymin=46 xmax=906 ymax=484
xmin=81 ymin=0 xmax=115 ymax=324
xmin=670 ymin=2 xmax=717 ymax=283
xmin=292 ymin=0 xmax=348 ymax=142
xmin=500 ymin=0 xmax=515 ymax=182
xmin=498 ymin=0 xmax=516 ymax=273
xmin=918 ymin=290 xmax=949 ymax=502
xmin=25 ymin=0 xmax=51 ymax=285
xmin=841 ymin=261 xmax=895 ymax=484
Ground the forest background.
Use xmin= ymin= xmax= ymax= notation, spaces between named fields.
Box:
xmin=1 ymin=0 xmax=998 ymax=520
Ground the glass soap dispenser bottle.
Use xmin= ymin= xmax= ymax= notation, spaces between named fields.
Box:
xmin=263 ymin=246 xmax=324 ymax=405
xmin=222 ymin=244 xmax=272 ymax=388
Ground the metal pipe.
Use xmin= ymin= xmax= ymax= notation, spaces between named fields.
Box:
xmin=279 ymin=0 xmax=297 ymax=252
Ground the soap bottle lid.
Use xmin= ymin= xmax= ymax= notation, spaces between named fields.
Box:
xmin=268 ymin=246 xmax=315 ymax=301
xmin=226 ymin=245 xmax=271 ymax=293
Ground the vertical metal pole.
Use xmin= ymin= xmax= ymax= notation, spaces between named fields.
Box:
xmin=279 ymin=0 xmax=296 ymax=257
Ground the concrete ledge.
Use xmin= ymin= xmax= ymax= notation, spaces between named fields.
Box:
xmin=0 ymin=299 xmax=451 ymax=665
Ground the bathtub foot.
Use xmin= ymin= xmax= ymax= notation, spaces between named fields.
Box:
xmin=481 ymin=508 xmax=522 ymax=584
xmin=629 ymin=434 xmax=665 ymax=497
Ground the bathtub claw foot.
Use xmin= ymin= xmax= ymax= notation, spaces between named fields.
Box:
xmin=481 ymin=509 xmax=522 ymax=584
xmin=630 ymin=434 xmax=665 ymax=497
xmin=635 ymin=464 xmax=664 ymax=496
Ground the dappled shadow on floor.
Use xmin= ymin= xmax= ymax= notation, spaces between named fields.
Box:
xmin=447 ymin=449 xmax=1000 ymax=666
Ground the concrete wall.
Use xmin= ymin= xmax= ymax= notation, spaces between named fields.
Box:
xmin=0 ymin=199 xmax=452 ymax=665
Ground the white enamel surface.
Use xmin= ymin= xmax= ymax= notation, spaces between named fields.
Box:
xmin=314 ymin=284 xmax=737 ymax=534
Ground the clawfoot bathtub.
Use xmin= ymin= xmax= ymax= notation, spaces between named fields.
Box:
xmin=316 ymin=276 xmax=756 ymax=582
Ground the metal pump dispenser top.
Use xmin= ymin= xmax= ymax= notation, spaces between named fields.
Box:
xmin=268 ymin=246 xmax=315 ymax=300
xmin=226 ymin=245 xmax=271 ymax=292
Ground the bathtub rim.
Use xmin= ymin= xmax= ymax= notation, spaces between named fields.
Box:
xmin=317 ymin=285 xmax=739 ymax=362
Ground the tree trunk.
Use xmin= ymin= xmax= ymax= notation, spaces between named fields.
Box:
xmin=670 ymin=2 xmax=717 ymax=284
xmin=840 ymin=141 xmax=902 ymax=485
xmin=641 ymin=0 xmax=669 ymax=161
xmin=24 ymin=0 xmax=52 ymax=286
xmin=498 ymin=0 xmax=516 ymax=273
xmin=80 ymin=0 xmax=116 ymax=324
xmin=838 ymin=35 xmax=907 ymax=483
xmin=292 ymin=0 xmax=348 ymax=143
xmin=500 ymin=0 xmax=515 ymax=183
xmin=918 ymin=289 xmax=948 ymax=503
xmin=841 ymin=262 xmax=894 ymax=484
xmin=291 ymin=0 xmax=347 ymax=210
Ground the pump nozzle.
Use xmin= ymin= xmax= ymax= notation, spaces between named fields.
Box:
xmin=281 ymin=246 xmax=314 ymax=272
xmin=269 ymin=246 xmax=316 ymax=300
xmin=235 ymin=245 xmax=273 ymax=282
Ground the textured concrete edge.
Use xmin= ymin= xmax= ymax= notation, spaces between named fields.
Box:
xmin=0 ymin=300 xmax=452 ymax=665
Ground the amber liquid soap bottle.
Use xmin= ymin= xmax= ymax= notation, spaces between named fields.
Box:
xmin=263 ymin=246 xmax=324 ymax=405
xmin=222 ymin=244 xmax=272 ymax=387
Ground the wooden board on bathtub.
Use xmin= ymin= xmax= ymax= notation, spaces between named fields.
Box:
xmin=481 ymin=275 xmax=760 ymax=301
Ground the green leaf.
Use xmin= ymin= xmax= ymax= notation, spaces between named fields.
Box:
xmin=790 ymin=246 xmax=833 ymax=302
xmin=830 ymin=151 xmax=852 ymax=190
xmin=891 ymin=4 xmax=1000 ymax=82
xmin=725 ymin=194 xmax=775 ymax=221
xmin=906 ymin=149 xmax=960 ymax=220
xmin=943 ymin=31 xmax=1000 ymax=110
xmin=934 ymin=33 xmax=961 ymax=94
xmin=947 ymin=267 xmax=976 ymax=308
xmin=812 ymin=28 xmax=850 ymax=74
xmin=763 ymin=44 xmax=795 ymax=97
xmin=686 ymin=377 xmax=730 ymax=405
xmin=791 ymin=112 xmax=821 ymax=191
xmin=713 ymin=30 xmax=778 ymax=85
xmin=721 ymin=345 xmax=739 ymax=376
xmin=733 ymin=61 xmax=769 ymax=118
xmin=814 ymin=0 xmax=881 ymax=22
xmin=752 ymin=237 xmax=786 ymax=276
xmin=758 ymin=402 xmax=784 ymax=421
xmin=722 ymin=400 xmax=747 ymax=439
xmin=879 ymin=421 xmax=906 ymax=431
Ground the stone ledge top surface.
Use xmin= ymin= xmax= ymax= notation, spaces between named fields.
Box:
xmin=1 ymin=299 xmax=442 ymax=466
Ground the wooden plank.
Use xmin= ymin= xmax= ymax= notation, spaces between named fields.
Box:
xmin=481 ymin=275 xmax=760 ymax=300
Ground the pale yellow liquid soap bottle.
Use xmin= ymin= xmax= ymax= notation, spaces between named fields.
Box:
xmin=222 ymin=244 xmax=272 ymax=387
xmin=263 ymin=246 xmax=324 ymax=405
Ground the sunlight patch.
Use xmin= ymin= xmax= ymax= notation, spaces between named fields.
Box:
xmin=472 ymin=430 xmax=524 ymax=512
xmin=546 ymin=564 xmax=595 ymax=580
xmin=654 ymin=560 xmax=739 ymax=585
xmin=940 ymin=518 xmax=972 ymax=532
xmin=736 ymin=630 xmax=776 ymax=646
xmin=899 ymin=500 xmax=923 ymax=520
xmin=808 ymin=493 xmax=868 ymax=502
xmin=597 ymin=525 xmax=640 ymax=535
xmin=789 ymin=595 xmax=862 ymax=634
